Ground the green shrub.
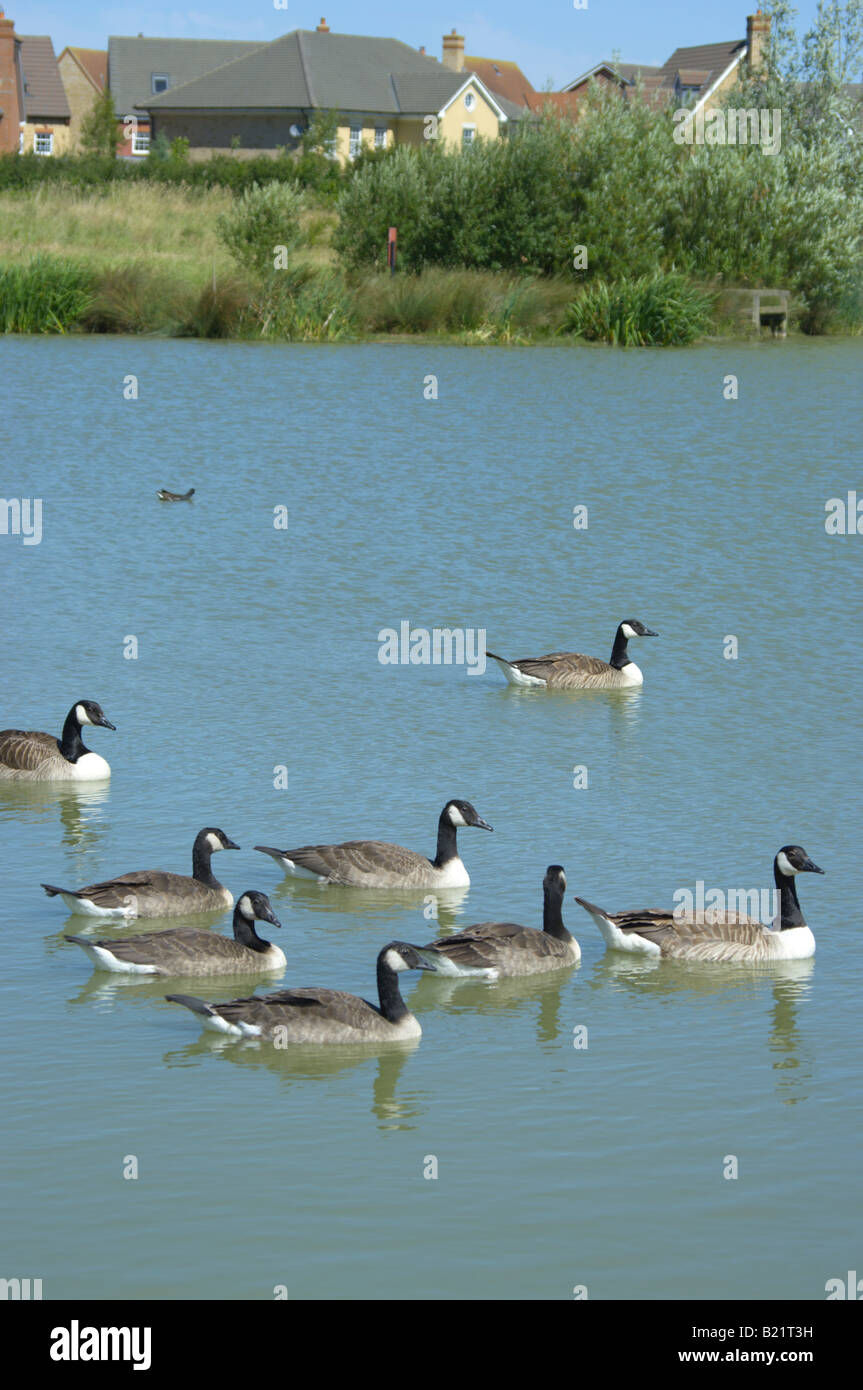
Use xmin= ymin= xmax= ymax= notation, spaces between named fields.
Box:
xmin=564 ymin=271 xmax=716 ymax=346
xmin=0 ymin=256 xmax=93 ymax=332
xmin=217 ymin=181 xmax=307 ymax=275
xmin=83 ymin=264 xmax=186 ymax=335
xmin=251 ymin=264 xmax=356 ymax=340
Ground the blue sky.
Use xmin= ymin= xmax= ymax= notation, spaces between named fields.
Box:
xmin=13 ymin=2 xmax=826 ymax=89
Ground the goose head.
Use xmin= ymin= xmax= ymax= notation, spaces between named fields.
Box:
xmin=198 ymin=827 xmax=241 ymax=854
xmin=381 ymin=942 xmax=436 ymax=973
xmin=619 ymin=620 xmax=658 ymax=640
xmin=775 ymin=846 xmax=824 ymax=877
xmin=543 ymin=864 xmax=567 ymax=897
xmin=443 ymin=799 xmax=493 ymax=832
xmin=235 ymin=891 xmax=282 ymax=929
xmin=72 ymin=701 xmax=116 ymax=730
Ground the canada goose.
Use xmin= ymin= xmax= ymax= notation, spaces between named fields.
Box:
xmin=409 ymin=865 xmax=581 ymax=979
xmin=157 ymin=487 xmax=195 ymax=501
xmin=65 ymin=891 xmax=284 ymax=977
xmin=575 ymin=846 xmax=824 ymax=963
xmin=487 ymin=620 xmax=658 ymax=690
xmin=166 ymin=942 xmax=433 ymax=1042
xmin=41 ymin=827 xmax=240 ymax=919
xmin=0 ymin=701 xmax=115 ymax=782
xmin=254 ymin=799 xmax=493 ymax=889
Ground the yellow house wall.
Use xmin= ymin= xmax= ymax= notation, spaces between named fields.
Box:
xmin=22 ymin=119 xmax=71 ymax=155
xmin=438 ymin=84 xmax=502 ymax=149
xmin=701 ymin=62 xmax=746 ymax=115
xmin=58 ymin=52 xmax=99 ymax=149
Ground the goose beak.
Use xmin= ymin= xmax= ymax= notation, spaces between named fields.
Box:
xmin=98 ymin=716 xmax=117 ymax=730
xmin=263 ymin=909 xmax=282 ymax=928
xmin=472 ymin=816 xmax=494 ymax=832
xmin=224 ymin=838 xmax=241 ymax=851
xmin=802 ymin=857 xmax=824 ymax=874
xmin=642 ymin=627 xmax=659 ymax=637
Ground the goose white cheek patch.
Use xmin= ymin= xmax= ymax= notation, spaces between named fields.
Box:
xmin=237 ymin=894 xmax=253 ymax=917
xmin=621 ymin=624 xmax=637 ymax=640
xmin=448 ymin=806 xmax=467 ymax=827
xmin=206 ymin=833 xmax=223 ymax=852
xmin=776 ymin=851 xmax=797 ymax=876
xmin=75 ymin=704 xmax=94 ymax=726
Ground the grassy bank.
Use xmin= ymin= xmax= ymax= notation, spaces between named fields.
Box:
xmin=0 ymin=183 xmax=791 ymax=346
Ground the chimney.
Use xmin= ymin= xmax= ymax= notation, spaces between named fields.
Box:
xmin=442 ymin=28 xmax=464 ymax=72
xmin=746 ymin=10 xmax=770 ymax=75
xmin=418 ymin=46 xmax=425 ymax=56
xmin=316 ymin=17 xmax=329 ymax=33
xmin=0 ymin=9 xmax=22 ymax=155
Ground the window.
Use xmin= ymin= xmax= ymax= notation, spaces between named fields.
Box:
xmin=462 ymin=125 xmax=476 ymax=147
xmin=374 ymin=126 xmax=387 ymax=149
xmin=33 ymin=131 xmax=53 ymax=156
xmin=348 ymin=124 xmax=362 ymax=158
xmin=463 ymin=90 xmax=476 ymax=111
xmin=132 ymin=131 xmax=150 ymax=155
xmin=151 ymin=73 xmax=170 ymax=94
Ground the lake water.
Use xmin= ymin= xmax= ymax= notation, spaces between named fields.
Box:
xmin=1 ymin=335 xmax=860 ymax=1300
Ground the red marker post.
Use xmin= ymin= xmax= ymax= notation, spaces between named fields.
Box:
xmin=387 ymin=226 xmax=397 ymax=275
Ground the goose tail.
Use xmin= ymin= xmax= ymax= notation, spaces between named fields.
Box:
xmin=486 ymin=652 xmax=544 ymax=688
xmin=574 ymin=896 xmax=620 ymax=945
xmin=42 ymin=882 xmax=75 ymax=898
xmin=166 ymin=994 xmax=215 ymax=1017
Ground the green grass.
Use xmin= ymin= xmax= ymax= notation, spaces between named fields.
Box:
xmin=353 ymin=268 xmax=573 ymax=340
xmin=0 ymin=256 xmax=93 ymax=333
xmin=564 ymin=272 xmax=716 ymax=346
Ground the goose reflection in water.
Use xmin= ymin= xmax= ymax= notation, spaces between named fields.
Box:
xmin=0 ymin=779 xmax=110 ymax=853
xmin=163 ymin=1031 xmax=425 ymax=1130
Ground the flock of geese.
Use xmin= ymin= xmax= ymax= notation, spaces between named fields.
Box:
xmin=1 ymin=616 xmax=824 ymax=1044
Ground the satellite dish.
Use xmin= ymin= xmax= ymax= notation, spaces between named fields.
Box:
xmin=289 ymin=124 xmax=302 ymax=138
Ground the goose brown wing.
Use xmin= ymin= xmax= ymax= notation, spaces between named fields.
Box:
xmin=72 ymin=870 xmax=181 ymax=908
xmin=511 ymin=652 xmax=607 ymax=681
xmin=430 ymin=921 xmax=554 ymax=968
xmin=103 ymin=929 xmax=239 ymax=968
xmin=612 ymin=908 xmax=766 ymax=951
xmin=0 ymin=729 xmax=59 ymax=771
xmin=286 ymin=840 xmax=428 ymax=880
xmin=214 ymin=987 xmax=375 ymax=1028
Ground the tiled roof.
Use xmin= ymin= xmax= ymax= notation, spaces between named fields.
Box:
xmin=143 ymin=29 xmax=506 ymax=119
xmin=464 ymin=56 xmax=534 ymax=109
xmin=108 ymin=36 xmax=266 ymax=116
xmin=19 ymin=36 xmax=70 ymax=119
xmin=65 ymin=47 xmax=107 ymax=90
xmin=563 ymin=61 xmax=662 ymax=91
xmin=390 ymin=69 xmax=466 ymax=115
xmin=675 ymin=68 xmax=711 ymax=86
xmin=659 ymin=41 xmax=745 ymax=91
xmin=525 ymin=91 xmax=582 ymax=117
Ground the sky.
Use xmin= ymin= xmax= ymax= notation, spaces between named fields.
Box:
xmin=9 ymin=1 xmax=828 ymax=90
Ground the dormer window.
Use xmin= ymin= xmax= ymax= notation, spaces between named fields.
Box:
xmin=151 ymin=73 xmax=170 ymax=94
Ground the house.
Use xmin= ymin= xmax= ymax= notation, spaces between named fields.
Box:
xmin=108 ymin=34 xmax=266 ymax=156
xmin=461 ymin=43 xmax=581 ymax=119
xmin=142 ymin=21 xmax=521 ymax=160
xmin=0 ymin=8 xmax=70 ymax=155
xmin=57 ymin=47 xmax=106 ymax=150
xmin=563 ymin=11 xmax=770 ymax=115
